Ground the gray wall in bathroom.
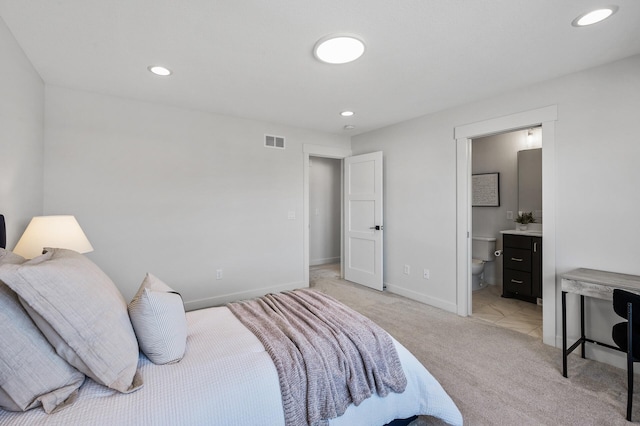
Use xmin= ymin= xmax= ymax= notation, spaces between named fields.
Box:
xmin=472 ymin=129 xmax=539 ymax=287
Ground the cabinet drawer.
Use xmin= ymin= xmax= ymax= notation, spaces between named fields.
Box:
xmin=504 ymin=234 xmax=531 ymax=250
xmin=504 ymin=248 xmax=531 ymax=272
xmin=504 ymin=269 xmax=532 ymax=296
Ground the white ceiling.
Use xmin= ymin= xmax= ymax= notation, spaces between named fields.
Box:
xmin=2 ymin=0 xmax=640 ymax=135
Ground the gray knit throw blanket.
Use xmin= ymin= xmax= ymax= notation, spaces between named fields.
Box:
xmin=227 ymin=289 xmax=407 ymax=426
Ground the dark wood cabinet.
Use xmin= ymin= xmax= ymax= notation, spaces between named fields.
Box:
xmin=502 ymin=233 xmax=542 ymax=303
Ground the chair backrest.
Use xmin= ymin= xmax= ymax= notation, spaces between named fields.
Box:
xmin=613 ymin=289 xmax=640 ymax=327
xmin=0 ymin=215 xmax=5 ymax=249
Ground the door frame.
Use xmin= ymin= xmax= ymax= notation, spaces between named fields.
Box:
xmin=303 ymin=144 xmax=352 ymax=285
xmin=454 ymin=105 xmax=558 ymax=347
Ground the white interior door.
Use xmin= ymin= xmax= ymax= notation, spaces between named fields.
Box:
xmin=344 ymin=151 xmax=383 ymax=291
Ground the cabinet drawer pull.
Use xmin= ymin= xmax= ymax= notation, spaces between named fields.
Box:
xmin=511 ymin=257 xmax=523 ymax=262
xmin=511 ymin=279 xmax=524 ymax=284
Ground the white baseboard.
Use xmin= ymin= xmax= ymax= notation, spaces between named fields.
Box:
xmin=385 ymin=283 xmax=458 ymax=314
xmin=184 ymin=281 xmax=305 ymax=311
xmin=310 ymin=257 xmax=340 ymax=266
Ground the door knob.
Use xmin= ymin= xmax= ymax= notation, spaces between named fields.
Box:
xmin=369 ymin=225 xmax=383 ymax=231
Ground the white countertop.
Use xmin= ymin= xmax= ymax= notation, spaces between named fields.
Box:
xmin=500 ymin=229 xmax=543 ymax=237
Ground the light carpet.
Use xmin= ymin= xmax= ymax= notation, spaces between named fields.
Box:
xmin=310 ymin=265 xmax=636 ymax=425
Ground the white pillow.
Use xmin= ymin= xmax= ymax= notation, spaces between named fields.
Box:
xmin=0 ymin=249 xmax=85 ymax=413
xmin=0 ymin=248 xmax=142 ymax=393
xmin=128 ymin=273 xmax=187 ymax=365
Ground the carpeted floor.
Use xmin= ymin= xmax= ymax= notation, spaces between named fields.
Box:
xmin=310 ymin=264 xmax=637 ymax=425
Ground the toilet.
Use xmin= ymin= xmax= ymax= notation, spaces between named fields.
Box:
xmin=471 ymin=236 xmax=496 ymax=291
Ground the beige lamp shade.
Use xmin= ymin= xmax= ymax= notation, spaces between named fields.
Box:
xmin=13 ymin=215 xmax=94 ymax=259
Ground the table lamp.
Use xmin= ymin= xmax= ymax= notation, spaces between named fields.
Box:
xmin=12 ymin=215 xmax=94 ymax=259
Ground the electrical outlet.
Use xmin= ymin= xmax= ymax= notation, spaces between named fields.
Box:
xmin=507 ymin=211 xmax=513 ymax=220
xmin=423 ymin=269 xmax=430 ymax=279
xmin=403 ymin=264 xmax=410 ymax=275
xmin=216 ymin=269 xmax=223 ymax=280
xmin=288 ymin=211 xmax=296 ymax=220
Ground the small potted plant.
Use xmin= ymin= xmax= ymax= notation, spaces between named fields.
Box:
xmin=515 ymin=211 xmax=536 ymax=230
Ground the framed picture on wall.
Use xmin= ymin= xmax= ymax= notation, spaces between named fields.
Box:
xmin=472 ymin=173 xmax=500 ymax=207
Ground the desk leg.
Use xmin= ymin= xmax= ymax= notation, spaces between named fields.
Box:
xmin=562 ymin=291 xmax=567 ymax=377
xmin=580 ymin=295 xmax=586 ymax=359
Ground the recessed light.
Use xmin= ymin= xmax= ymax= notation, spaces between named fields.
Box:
xmin=147 ymin=65 xmax=172 ymax=76
xmin=340 ymin=111 xmax=355 ymax=117
xmin=572 ymin=6 xmax=618 ymax=27
xmin=343 ymin=125 xmax=355 ymax=131
xmin=314 ymin=34 xmax=365 ymax=64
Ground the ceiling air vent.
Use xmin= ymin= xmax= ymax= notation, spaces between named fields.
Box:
xmin=265 ymin=134 xmax=285 ymax=149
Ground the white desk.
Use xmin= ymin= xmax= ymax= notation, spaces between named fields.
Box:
xmin=561 ymin=268 xmax=640 ymax=377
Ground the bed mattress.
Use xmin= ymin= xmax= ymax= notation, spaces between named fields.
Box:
xmin=0 ymin=305 xmax=462 ymax=425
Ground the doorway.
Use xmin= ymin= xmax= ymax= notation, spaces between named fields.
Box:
xmin=302 ymin=144 xmax=351 ymax=286
xmin=470 ymin=128 xmax=543 ymax=338
xmin=302 ymin=145 xmax=384 ymax=292
xmin=454 ymin=105 xmax=558 ymax=347
xmin=309 ymin=156 xmax=342 ymax=275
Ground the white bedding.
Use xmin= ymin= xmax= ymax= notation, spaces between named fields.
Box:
xmin=0 ymin=306 xmax=462 ymax=426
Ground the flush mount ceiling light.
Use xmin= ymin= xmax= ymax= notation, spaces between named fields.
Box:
xmin=340 ymin=111 xmax=355 ymax=117
xmin=147 ymin=65 xmax=172 ymax=76
xmin=314 ymin=34 xmax=365 ymax=64
xmin=572 ymin=6 xmax=618 ymax=27
xmin=343 ymin=125 xmax=356 ymax=131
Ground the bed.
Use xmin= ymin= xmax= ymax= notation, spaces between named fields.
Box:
xmin=0 ymin=215 xmax=462 ymax=426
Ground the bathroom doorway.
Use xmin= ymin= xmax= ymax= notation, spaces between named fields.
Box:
xmin=470 ymin=128 xmax=543 ymax=338
xmin=454 ymin=105 xmax=557 ymax=346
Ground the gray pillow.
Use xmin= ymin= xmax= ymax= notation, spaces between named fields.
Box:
xmin=0 ymin=249 xmax=85 ymax=413
xmin=0 ymin=248 xmax=142 ymax=393
xmin=128 ymin=273 xmax=187 ymax=365
xmin=0 ymin=248 xmax=25 ymax=265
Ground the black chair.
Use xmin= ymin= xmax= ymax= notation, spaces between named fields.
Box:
xmin=612 ymin=289 xmax=640 ymax=421
xmin=0 ymin=214 xmax=5 ymax=249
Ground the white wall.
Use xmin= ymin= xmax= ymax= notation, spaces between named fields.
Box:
xmin=0 ymin=17 xmax=44 ymax=245
xmin=352 ymin=54 xmax=640 ymax=366
xmin=349 ymin=118 xmax=460 ymax=312
xmin=43 ymin=86 xmax=350 ymax=308
xmin=309 ymin=157 xmax=341 ymax=266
